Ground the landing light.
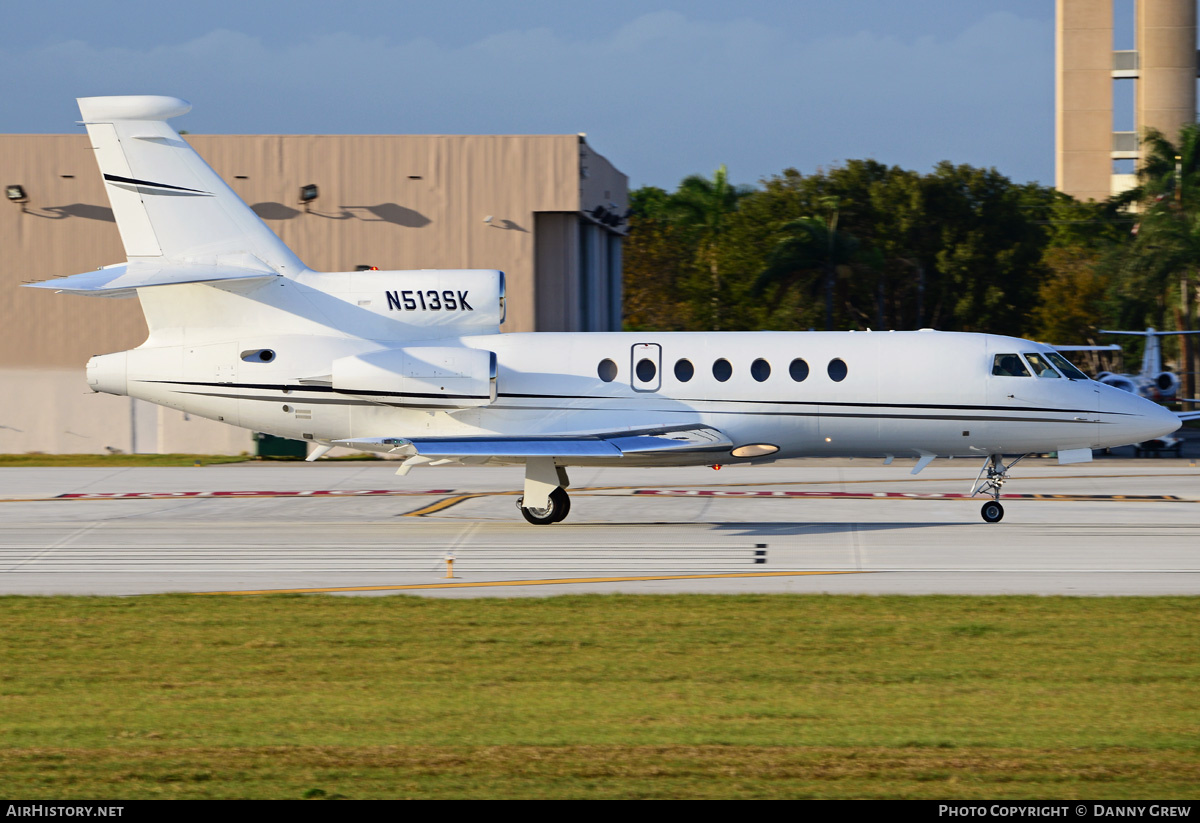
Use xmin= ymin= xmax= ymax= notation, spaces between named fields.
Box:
xmin=731 ymin=444 xmax=779 ymax=458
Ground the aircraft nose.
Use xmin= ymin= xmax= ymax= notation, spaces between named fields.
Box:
xmin=1104 ymin=387 xmax=1180 ymax=444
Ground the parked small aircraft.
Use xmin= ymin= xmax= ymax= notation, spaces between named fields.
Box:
xmin=26 ymin=97 xmax=1184 ymax=524
xmin=1057 ymin=329 xmax=1200 ymax=455
xmin=1091 ymin=328 xmax=1200 ymax=401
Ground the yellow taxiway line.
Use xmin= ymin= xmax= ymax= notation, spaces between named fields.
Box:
xmin=195 ymin=569 xmax=871 ymax=596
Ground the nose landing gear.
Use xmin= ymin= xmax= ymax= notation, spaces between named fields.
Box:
xmin=970 ymin=453 xmax=1029 ymax=523
xmin=980 ymin=499 xmax=1004 ymax=523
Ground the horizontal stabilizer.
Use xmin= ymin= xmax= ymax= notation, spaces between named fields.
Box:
xmin=1175 ymin=409 xmax=1200 ymax=422
xmin=333 ymin=426 xmax=733 ymax=459
xmin=24 ymin=263 xmax=278 ymax=297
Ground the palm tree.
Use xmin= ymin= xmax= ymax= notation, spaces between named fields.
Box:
xmin=754 ymin=210 xmax=862 ymax=330
xmin=1111 ymin=125 xmax=1200 ymax=396
xmin=1114 ymin=123 xmax=1200 ymax=209
xmin=661 ymin=165 xmax=749 ymax=330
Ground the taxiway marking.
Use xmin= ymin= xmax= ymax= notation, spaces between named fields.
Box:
xmin=4 ymin=470 xmax=1195 ymax=505
xmin=195 ymin=569 xmax=871 ymax=596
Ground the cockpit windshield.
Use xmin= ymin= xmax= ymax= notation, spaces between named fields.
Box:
xmin=1044 ymin=351 xmax=1089 ymax=380
xmin=1023 ymin=352 xmax=1061 ymax=378
xmin=992 ymin=354 xmax=1030 ymax=377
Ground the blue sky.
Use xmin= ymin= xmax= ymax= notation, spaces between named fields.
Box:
xmin=1 ymin=1 xmax=1058 ymax=189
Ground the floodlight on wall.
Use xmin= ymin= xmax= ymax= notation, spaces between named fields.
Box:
xmin=6 ymin=184 xmax=28 ymax=203
xmin=298 ymin=184 xmax=319 ymax=209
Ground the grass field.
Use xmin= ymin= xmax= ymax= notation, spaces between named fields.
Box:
xmin=1 ymin=594 xmax=1198 ymax=799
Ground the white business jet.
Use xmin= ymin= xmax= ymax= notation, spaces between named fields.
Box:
xmin=26 ymin=97 xmax=1181 ymax=524
xmin=1092 ymin=328 xmax=1200 ymax=401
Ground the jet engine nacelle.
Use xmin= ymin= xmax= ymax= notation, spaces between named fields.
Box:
xmin=86 ymin=351 xmax=128 ymax=396
xmin=332 ymin=347 xmax=497 ymax=408
xmin=1154 ymin=371 xmax=1179 ymax=397
xmin=318 ymin=269 xmax=507 ymax=338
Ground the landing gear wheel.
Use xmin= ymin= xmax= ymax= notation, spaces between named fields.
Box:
xmin=981 ymin=500 xmax=1004 ymax=523
xmin=550 ymin=488 xmax=571 ymax=522
xmin=518 ymin=487 xmax=570 ymax=525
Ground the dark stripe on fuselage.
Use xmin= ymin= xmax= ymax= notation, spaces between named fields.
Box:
xmin=142 ymin=380 xmax=1110 ymax=417
xmin=153 ymin=385 xmax=1101 ymax=424
xmin=141 ymin=380 xmax=488 ymax=403
xmin=172 ymin=390 xmax=482 ymax=410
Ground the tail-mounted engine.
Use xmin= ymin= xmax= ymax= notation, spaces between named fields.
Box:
xmin=324 ymin=269 xmax=506 ymax=338
xmin=1154 ymin=371 xmax=1180 ymax=397
xmin=332 ymin=347 xmax=497 ymax=409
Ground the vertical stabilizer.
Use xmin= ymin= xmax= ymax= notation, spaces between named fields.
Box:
xmin=77 ymin=95 xmax=307 ymax=274
xmin=1143 ymin=328 xmax=1161 ymax=377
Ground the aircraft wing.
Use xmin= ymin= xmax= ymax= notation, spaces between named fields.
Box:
xmin=1175 ymin=409 xmax=1200 ymax=422
xmin=23 ymin=262 xmax=278 ymax=298
xmin=333 ymin=425 xmax=733 ymax=459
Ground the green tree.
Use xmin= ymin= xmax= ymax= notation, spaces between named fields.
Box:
xmin=660 ymin=165 xmax=751 ymax=330
xmin=623 ymin=187 xmax=694 ymax=330
xmin=1116 ymin=123 xmax=1200 ymax=208
xmin=754 ymin=214 xmax=867 ymax=331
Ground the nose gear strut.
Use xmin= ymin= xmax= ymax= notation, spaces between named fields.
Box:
xmin=969 ymin=453 xmax=1030 ymax=523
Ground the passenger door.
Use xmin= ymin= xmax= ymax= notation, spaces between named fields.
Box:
xmin=630 ymin=343 xmax=662 ymax=392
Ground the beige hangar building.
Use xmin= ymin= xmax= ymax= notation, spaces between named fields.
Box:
xmin=0 ymin=132 xmax=628 ymax=454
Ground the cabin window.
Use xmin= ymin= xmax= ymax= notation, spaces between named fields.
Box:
xmin=636 ymin=358 xmax=657 ymax=383
xmin=674 ymin=358 xmax=694 ymax=382
xmin=789 ymin=358 xmax=810 ymax=382
xmin=598 ymin=359 xmax=618 ymax=382
xmin=751 ymin=358 xmax=771 ymax=382
xmin=827 ymin=358 xmax=848 ymax=382
xmin=713 ymin=358 xmax=733 ymax=382
xmin=992 ymin=354 xmax=1030 ymax=377
xmin=1045 ymin=351 xmax=1089 ymax=380
xmin=1023 ymin=352 xmax=1061 ymax=378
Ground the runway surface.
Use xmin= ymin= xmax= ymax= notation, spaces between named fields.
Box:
xmin=1 ymin=458 xmax=1198 ymax=597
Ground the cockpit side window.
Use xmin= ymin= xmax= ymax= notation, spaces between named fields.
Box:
xmin=1045 ymin=351 xmax=1089 ymax=380
xmin=1023 ymin=352 xmax=1061 ymax=378
xmin=992 ymin=353 xmax=1030 ymax=377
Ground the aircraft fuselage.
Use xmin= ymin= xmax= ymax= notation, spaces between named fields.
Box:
xmin=90 ymin=326 xmax=1177 ymax=467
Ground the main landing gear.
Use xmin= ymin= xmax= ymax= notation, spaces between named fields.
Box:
xmin=969 ymin=453 xmax=1029 ymax=523
xmin=517 ymin=487 xmax=570 ymax=525
xmin=517 ymin=457 xmax=571 ymax=525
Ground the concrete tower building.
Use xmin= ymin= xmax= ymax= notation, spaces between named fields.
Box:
xmin=1056 ymin=0 xmax=1198 ymax=201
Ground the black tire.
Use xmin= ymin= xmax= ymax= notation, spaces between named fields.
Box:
xmin=520 ymin=487 xmax=569 ymax=525
xmin=550 ymin=488 xmax=571 ymax=522
xmin=981 ymin=501 xmax=1004 ymax=523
